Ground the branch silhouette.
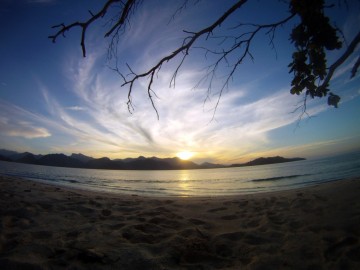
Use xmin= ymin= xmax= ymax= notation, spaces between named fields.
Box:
xmin=49 ymin=0 xmax=360 ymax=118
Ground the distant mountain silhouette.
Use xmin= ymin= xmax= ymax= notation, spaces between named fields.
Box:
xmin=0 ymin=154 xmax=12 ymax=162
xmin=230 ymin=156 xmax=305 ymax=167
xmin=0 ymin=149 xmax=305 ymax=170
xmin=0 ymin=149 xmax=42 ymax=161
xmin=0 ymin=149 xmax=20 ymax=158
xmin=70 ymin=153 xmax=94 ymax=163
xmin=247 ymin=156 xmax=304 ymax=166
xmin=16 ymin=153 xmax=40 ymax=164
xmin=86 ymin=157 xmax=124 ymax=170
xmin=38 ymin=154 xmax=84 ymax=168
xmin=200 ymin=162 xmax=224 ymax=169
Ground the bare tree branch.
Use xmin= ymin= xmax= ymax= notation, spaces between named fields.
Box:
xmin=48 ymin=0 xmax=138 ymax=57
xmin=292 ymin=95 xmax=313 ymax=130
xmin=168 ymin=0 xmax=201 ymax=24
xmin=193 ymin=13 xmax=296 ymax=118
xmin=119 ymin=0 xmax=249 ymax=116
xmin=104 ymin=0 xmax=138 ymax=37
xmin=318 ymin=30 xmax=360 ymax=90
xmin=351 ymin=56 xmax=360 ymax=78
xmin=48 ymin=0 xmax=359 ymax=119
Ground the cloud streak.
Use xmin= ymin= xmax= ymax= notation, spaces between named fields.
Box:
xmin=0 ymin=100 xmax=51 ymax=139
xmin=50 ymin=47 xmax=327 ymax=161
xmin=1 ymin=0 xmax=346 ymax=161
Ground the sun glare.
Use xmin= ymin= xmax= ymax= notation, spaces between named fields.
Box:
xmin=177 ymin=151 xmax=194 ymax=160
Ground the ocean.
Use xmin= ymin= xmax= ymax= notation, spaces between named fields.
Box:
xmin=0 ymin=152 xmax=359 ymax=197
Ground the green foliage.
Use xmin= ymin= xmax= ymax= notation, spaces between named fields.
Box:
xmin=288 ymin=0 xmax=342 ymax=100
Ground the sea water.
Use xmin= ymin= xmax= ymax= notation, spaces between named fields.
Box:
xmin=0 ymin=152 xmax=359 ymax=197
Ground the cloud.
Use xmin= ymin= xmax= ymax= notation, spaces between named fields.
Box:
xmin=2 ymin=0 xmax=334 ymax=160
xmin=59 ymin=46 xmax=328 ymax=161
xmin=2 ymin=121 xmax=51 ymax=139
xmin=65 ymin=106 xmax=86 ymax=111
xmin=39 ymin=85 xmax=126 ymax=149
xmin=0 ymin=101 xmax=51 ymax=139
xmin=332 ymin=55 xmax=360 ymax=81
xmin=250 ymin=135 xmax=360 ymax=160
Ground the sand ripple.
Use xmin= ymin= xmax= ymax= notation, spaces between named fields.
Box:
xmin=1 ymin=176 xmax=360 ymax=269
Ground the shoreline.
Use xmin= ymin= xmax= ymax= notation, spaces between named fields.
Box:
xmin=0 ymin=172 xmax=350 ymax=200
xmin=6 ymin=173 xmax=352 ymax=199
xmin=1 ymin=175 xmax=359 ymax=269
xmin=2 ymin=155 xmax=359 ymax=197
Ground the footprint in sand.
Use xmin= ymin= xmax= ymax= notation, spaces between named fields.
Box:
xmin=189 ymin=218 xmax=207 ymax=225
xmin=101 ymin=209 xmax=112 ymax=216
xmin=217 ymin=231 xmax=245 ymax=241
xmin=243 ymin=232 xmax=270 ymax=245
xmin=121 ymin=223 xmax=172 ymax=244
xmin=188 ymin=218 xmax=213 ymax=230
xmin=66 ymin=230 xmax=81 ymax=238
xmin=148 ymin=216 xmax=184 ymax=230
xmin=220 ymin=215 xmax=238 ymax=221
xmin=207 ymin=207 xmax=227 ymax=213
xmin=246 ymin=219 xmax=261 ymax=228
xmin=31 ymin=230 xmax=53 ymax=240
xmin=324 ymin=236 xmax=358 ymax=260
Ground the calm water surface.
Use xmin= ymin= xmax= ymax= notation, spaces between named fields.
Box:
xmin=1 ymin=152 xmax=359 ymax=196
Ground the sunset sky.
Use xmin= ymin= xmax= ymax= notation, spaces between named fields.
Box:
xmin=0 ymin=0 xmax=359 ymax=164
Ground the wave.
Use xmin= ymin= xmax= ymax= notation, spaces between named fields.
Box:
xmin=250 ymin=174 xmax=311 ymax=182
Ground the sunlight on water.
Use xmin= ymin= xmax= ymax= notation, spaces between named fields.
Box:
xmin=0 ymin=152 xmax=359 ymax=196
xmin=177 ymin=170 xmax=191 ymax=196
xmin=179 ymin=170 xmax=190 ymax=181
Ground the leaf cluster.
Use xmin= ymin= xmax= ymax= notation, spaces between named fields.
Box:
xmin=288 ymin=0 xmax=342 ymax=100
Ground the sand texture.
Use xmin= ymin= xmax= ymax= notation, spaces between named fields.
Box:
xmin=1 ymin=176 xmax=360 ymax=269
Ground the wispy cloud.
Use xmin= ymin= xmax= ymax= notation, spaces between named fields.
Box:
xmin=0 ymin=0 xmax=336 ymax=160
xmin=0 ymin=100 xmax=51 ymax=139
xmin=251 ymin=135 xmax=360 ymax=160
xmin=0 ymin=17 xmax=330 ymax=161
xmin=1 ymin=0 xmax=358 ymax=162
xmin=39 ymin=85 xmax=126 ymax=149
xmin=65 ymin=106 xmax=87 ymax=111
xmin=1 ymin=121 xmax=50 ymax=139
xmin=55 ymin=46 xmax=328 ymax=161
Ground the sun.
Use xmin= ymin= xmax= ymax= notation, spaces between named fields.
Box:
xmin=177 ymin=151 xmax=194 ymax=160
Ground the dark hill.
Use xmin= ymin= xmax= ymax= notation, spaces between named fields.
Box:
xmin=0 ymin=149 xmax=305 ymax=170
xmin=231 ymin=156 xmax=305 ymax=167
xmin=16 ymin=153 xmax=39 ymax=164
xmin=86 ymin=157 xmax=124 ymax=170
xmin=0 ymin=154 xmax=12 ymax=162
xmin=71 ymin=153 xmax=94 ymax=163
xmin=38 ymin=154 xmax=84 ymax=168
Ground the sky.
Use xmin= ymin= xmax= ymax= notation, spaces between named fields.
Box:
xmin=0 ymin=0 xmax=359 ymax=164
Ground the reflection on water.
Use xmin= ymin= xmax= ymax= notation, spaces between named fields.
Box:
xmin=0 ymin=152 xmax=359 ymax=196
xmin=179 ymin=170 xmax=190 ymax=181
xmin=178 ymin=170 xmax=191 ymax=196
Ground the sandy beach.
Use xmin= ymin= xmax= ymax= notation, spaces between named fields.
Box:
xmin=0 ymin=176 xmax=359 ymax=269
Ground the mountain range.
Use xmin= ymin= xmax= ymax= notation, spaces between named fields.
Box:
xmin=0 ymin=149 xmax=305 ymax=170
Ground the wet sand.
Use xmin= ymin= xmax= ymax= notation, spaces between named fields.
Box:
xmin=0 ymin=175 xmax=360 ymax=269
